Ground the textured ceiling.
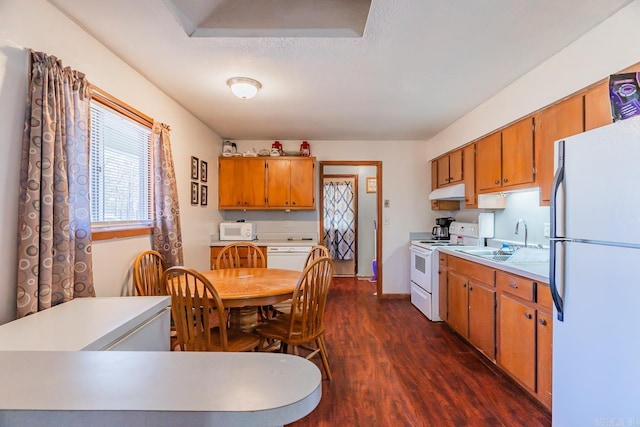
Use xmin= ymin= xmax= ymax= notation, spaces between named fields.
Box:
xmin=49 ymin=0 xmax=632 ymax=141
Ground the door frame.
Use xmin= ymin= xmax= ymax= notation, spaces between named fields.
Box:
xmin=319 ymin=161 xmax=382 ymax=297
xmin=322 ymin=174 xmax=358 ymax=276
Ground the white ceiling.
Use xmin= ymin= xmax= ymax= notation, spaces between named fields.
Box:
xmin=49 ymin=0 xmax=632 ymax=141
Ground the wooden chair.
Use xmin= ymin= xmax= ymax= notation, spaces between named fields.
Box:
xmin=270 ymin=245 xmax=330 ymax=317
xmin=215 ymin=242 xmax=266 ymax=270
xmin=133 ymin=250 xmax=167 ymax=296
xmin=162 ymin=266 xmax=260 ymax=352
xmin=257 ymin=256 xmax=334 ymax=380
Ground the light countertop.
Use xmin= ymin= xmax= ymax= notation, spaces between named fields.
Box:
xmin=439 ymin=247 xmax=549 ymax=283
xmin=0 ymin=351 xmax=322 ymax=427
xmin=211 ymin=239 xmax=318 ymax=247
xmin=0 ymin=296 xmax=170 ymax=351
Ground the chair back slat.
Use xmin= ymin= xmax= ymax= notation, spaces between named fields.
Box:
xmin=288 ymin=257 xmax=333 ymax=341
xmin=216 ymin=242 xmax=266 ymax=270
xmin=133 ymin=250 xmax=167 ymax=296
xmin=162 ymin=267 xmax=229 ymax=351
xmin=304 ymin=245 xmax=330 ymax=268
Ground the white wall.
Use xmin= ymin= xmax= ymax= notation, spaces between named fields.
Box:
xmin=0 ymin=0 xmax=222 ymax=323
xmin=425 ymin=1 xmax=640 ymax=161
xmin=231 ymin=140 xmax=430 ymax=295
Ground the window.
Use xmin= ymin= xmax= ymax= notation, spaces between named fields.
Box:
xmin=89 ymin=89 xmax=153 ymax=237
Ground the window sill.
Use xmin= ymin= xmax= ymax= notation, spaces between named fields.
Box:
xmin=92 ymin=226 xmax=153 ymax=241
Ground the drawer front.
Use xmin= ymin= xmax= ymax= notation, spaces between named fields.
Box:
xmin=537 ymin=282 xmax=553 ymax=311
xmin=449 ymin=256 xmax=494 ymax=286
xmin=497 ymin=271 xmax=535 ymax=302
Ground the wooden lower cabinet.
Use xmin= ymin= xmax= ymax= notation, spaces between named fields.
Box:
xmin=468 ymin=281 xmax=496 ymax=359
xmin=537 ymin=310 xmax=553 ymax=408
xmin=209 ymin=245 xmax=267 ymax=270
xmin=446 ymin=257 xmax=496 ymax=359
xmin=442 ymin=255 xmax=552 ymax=410
xmin=498 ymin=294 xmax=536 ymax=391
xmin=447 ymin=270 xmax=469 ymax=337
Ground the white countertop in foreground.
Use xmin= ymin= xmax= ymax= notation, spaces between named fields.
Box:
xmin=0 ymin=351 xmax=322 ymax=427
xmin=211 ymin=239 xmax=318 ymax=247
xmin=0 ymin=296 xmax=170 ymax=351
xmin=440 ymin=247 xmax=550 ymax=283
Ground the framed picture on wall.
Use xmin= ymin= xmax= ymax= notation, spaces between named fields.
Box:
xmin=201 ymin=185 xmax=208 ymax=206
xmin=366 ymin=177 xmax=377 ymax=193
xmin=200 ymin=160 xmax=208 ymax=183
xmin=191 ymin=182 xmax=199 ymax=204
xmin=191 ymin=156 xmax=199 ymax=180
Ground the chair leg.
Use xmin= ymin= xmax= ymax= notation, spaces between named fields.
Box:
xmin=317 ymin=335 xmax=332 ymax=381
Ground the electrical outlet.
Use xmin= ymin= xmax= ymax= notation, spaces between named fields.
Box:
xmin=384 ymin=199 xmax=390 ymax=208
xmin=544 ymin=222 xmax=550 ymax=238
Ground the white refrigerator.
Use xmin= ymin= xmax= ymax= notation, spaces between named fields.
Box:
xmin=550 ymin=115 xmax=640 ymax=426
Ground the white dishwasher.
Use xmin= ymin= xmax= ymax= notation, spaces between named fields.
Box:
xmin=267 ymin=246 xmax=312 ymax=271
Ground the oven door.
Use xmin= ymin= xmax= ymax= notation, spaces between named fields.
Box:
xmin=410 ymin=245 xmax=432 ymax=292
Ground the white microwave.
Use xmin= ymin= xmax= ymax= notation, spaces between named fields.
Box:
xmin=219 ymin=222 xmax=257 ymax=241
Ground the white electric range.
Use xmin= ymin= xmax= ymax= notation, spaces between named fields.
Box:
xmin=410 ymin=220 xmax=491 ymax=321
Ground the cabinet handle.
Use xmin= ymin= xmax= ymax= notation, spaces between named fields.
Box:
xmin=292 ymin=202 xmax=296 ymax=205
xmin=509 ymin=283 xmax=519 ymax=289
xmin=525 ymin=313 xmax=532 ymax=319
xmin=503 ymin=178 xmax=509 ymax=183
xmin=469 ymin=286 xmax=473 ymax=291
xmin=494 ymin=179 xmax=500 ymax=184
xmin=463 ymin=283 xmax=467 ymax=288
xmin=539 ymin=318 xmax=547 ymax=326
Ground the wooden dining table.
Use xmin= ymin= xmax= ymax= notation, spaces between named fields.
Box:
xmin=199 ymin=267 xmax=301 ymax=332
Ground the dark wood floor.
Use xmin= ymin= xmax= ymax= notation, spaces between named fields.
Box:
xmin=289 ymin=277 xmax=552 ymax=427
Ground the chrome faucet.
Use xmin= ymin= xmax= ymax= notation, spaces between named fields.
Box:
xmin=515 ymin=219 xmax=528 ymax=248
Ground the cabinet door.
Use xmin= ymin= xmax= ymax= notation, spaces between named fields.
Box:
xmin=437 ymin=156 xmax=450 ymax=187
xmin=535 ymin=96 xmax=584 ymax=205
xmin=475 ymin=132 xmax=502 ymax=192
xmin=468 ymin=282 xmax=496 ymax=359
xmin=498 ymin=295 xmax=536 ymax=391
xmin=267 ymin=159 xmax=291 ymax=207
xmin=431 ymin=160 xmax=438 ymax=191
xmin=218 ymin=158 xmax=244 ymax=208
xmin=447 ymin=270 xmax=469 ymax=337
xmin=501 ymin=117 xmax=535 ymax=188
xmin=584 ymin=80 xmax=613 ymax=131
xmin=438 ymin=265 xmax=448 ymax=322
xmin=537 ymin=311 xmax=553 ymax=409
xmin=290 ymin=158 xmax=315 ymax=208
xmin=462 ymin=144 xmax=477 ymax=208
xmin=449 ymin=149 xmax=463 ymax=183
xmin=242 ymin=158 xmax=266 ymax=207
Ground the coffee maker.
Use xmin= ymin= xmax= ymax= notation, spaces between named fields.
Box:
xmin=432 ymin=217 xmax=454 ymax=240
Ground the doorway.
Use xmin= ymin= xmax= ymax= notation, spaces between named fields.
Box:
xmin=323 ymin=175 xmax=358 ymax=276
xmin=319 ymin=161 xmax=382 ymax=297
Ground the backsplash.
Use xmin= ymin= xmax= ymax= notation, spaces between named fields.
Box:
xmin=491 ymin=188 xmax=550 ymax=247
xmin=213 ymin=211 xmax=319 ymax=242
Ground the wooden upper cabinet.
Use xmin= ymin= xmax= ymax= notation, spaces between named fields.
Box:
xmin=584 ymin=80 xmax=613 ymax=131
xmin=436 ymin=149 xmax=463 ymax=187
xmin=449 ymin=149 xmax=463 ymax=183
xmin=501 ymin=116 xmax=535 ymax=188
xmin=218 ymin=157 xmax=266 ymax=208
xmin=535 ymin=95 xmax=584 ymax=205
xmin=266 ymin=157 xmax=315 ymax=209
xmin=476 ymin=132 xmax=502 ymax=192
xmin=289 ymin=158 xmax=315 ymax=208
xmin=462 ymin=144 xmax=477 ymax=208
xmin=476 ymin=117 xmax=534 ymax=193
xmin=219 ymin=157 xmax=314 ymax=210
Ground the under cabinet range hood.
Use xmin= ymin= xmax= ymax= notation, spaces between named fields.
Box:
xmin=428 ymin=183 xmax=465 ymax=200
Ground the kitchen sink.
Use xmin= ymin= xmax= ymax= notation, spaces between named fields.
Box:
xmin=456 ymin=247 xmax=549 ymax=263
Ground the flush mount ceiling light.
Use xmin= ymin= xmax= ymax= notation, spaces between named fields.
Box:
xmin=227 ymin=77 xmax=262 ymax=99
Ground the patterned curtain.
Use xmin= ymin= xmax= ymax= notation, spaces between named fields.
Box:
xmin=152 ymin=122 xmax=184 ymax=266
xmin=323 ymin=180 xmax=356 ymax=260
xmin=17 ymin=51 xmax=95 ymax=318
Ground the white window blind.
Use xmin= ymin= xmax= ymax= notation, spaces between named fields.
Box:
xmin=90 ymin=101 xmax=152 ymax=226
